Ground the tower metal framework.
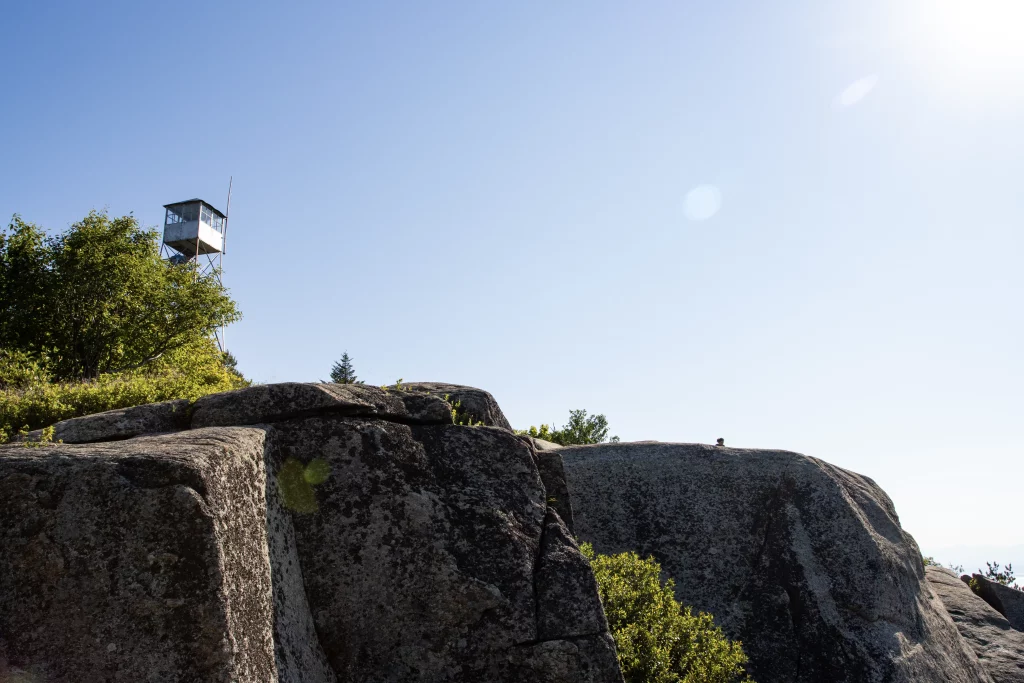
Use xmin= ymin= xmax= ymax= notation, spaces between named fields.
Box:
xmin=160 ymin=180 xmax=233 ymax=351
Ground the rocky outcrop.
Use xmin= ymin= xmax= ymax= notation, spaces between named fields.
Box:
xmin=562 ymin=441 xmax=991 ymax=683
xmin=927 ymin=566 xmax=1024 ymax=682
xmin=401 ymin=382 xmax=513 ymax=430
xmin=968 ymin=574 xmax=1024 ymax=632
xmin=13 ymin=399 xmax=191 ymax=444
xmin=191 ymin=382 xmax=453 ymax=428
xmin=0 ymin=428 xmax=277 ymax=682
xmin=0 ymin=384 xmax=621 ymax=683
xmin=534 ymin=447 xmax=576 ymax=535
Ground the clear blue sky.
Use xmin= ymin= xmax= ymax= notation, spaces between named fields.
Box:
xmin=3 ymin=1 xmax=1022 ymax=572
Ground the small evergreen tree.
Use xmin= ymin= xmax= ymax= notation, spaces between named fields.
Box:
xmin=981 ymin=562 xmax=1018 ymax=588
xmin=330 ymin=352 xmax=359 ymax=384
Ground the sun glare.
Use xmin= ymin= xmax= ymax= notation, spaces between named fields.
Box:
xmin=899 ymin=0 xmax=1024 ymax=101
xmin=933 ymin=0 xmax=1024 ymax=59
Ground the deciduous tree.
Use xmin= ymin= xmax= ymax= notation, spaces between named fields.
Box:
xmin=0 ymin=212 xmax=239 ymax=380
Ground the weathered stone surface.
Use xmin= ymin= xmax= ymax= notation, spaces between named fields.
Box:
xmin=0 ymin=428 xmax=276 ymax=682
xmin=12 ymin=399 xmax=191 ymax=444
xmin=191 ymin=382 xmax=452 ymax=429
xmin=532 ymin=444 xmax=575 ymax=534
xmin=532 ymin=438 xmax=564 ymax=451
xmin=968 ymin=575 xmax=1024 ymax=632
xmin=401 ymin=382 xmax=513 ymax=430
xmin=511 ymin=634 xmax=623 ymax=683
xmin=264 ymin=458 xmax=336 ymax=683
xmin=928 ymin=566 xmax=1024 ymax=682
xmin=536 ymin=510 xmax=607 ymax=640
xmin=562 ymin=441 xmax=991 ymax=683
xmin=263 ymin=417 xmax=619 ymax=682
xmin=1 ymin=383 xmax=621 ymax=682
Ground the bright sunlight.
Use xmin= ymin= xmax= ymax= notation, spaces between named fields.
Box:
xmin=898 ymin=0 xmax=1024 ymax=101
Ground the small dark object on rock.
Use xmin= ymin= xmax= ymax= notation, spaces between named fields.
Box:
xmin=716 ymin=438 xmax=725 ymax=446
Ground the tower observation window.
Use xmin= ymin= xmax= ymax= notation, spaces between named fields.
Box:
xmin=173 ymin=203 xmax=199 ymax=222
xmin=199 ymin=205 xmax=225 ymax=232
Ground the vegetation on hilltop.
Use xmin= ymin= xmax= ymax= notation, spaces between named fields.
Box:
xmin=0 ymin=212 xmax=245 ymax=442
xmin=329 ymin=351 xmax=361 ymax=384
xmin=519 ymin=408 xmax=620 ymax=445
xmin=1 ymin=212 xmax=238 ymax=380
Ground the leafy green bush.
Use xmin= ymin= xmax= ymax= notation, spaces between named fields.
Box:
xmin=0 ymin=349 xmax=51 ymax=390
xmin=519 ymin=409 xmax=620 ymax=445
xmin=1 ymin=212 xmax=239 ymax=380
xmin=581 ymin=543 xmax=753 ymax=683
xmin=0 ymin=339 xmax=247 ymax=443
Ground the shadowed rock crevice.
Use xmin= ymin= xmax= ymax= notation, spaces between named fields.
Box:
xmin=534 ymin=508 xmax=609 ymax=642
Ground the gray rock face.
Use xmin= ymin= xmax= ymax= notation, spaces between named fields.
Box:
xmin=529 ymin=440 xmax=575 ymax=534
xmin=191 ymin=382 xmax=452 ymax=429
xmin=401 ymin=382 xmax=513 ymax=430
xmin=928 ymin=566 xmax=1024 ymax=682
xmin=562 ymin=441 xmax=991 ymax=683
xmin=535 ymin=510 xmax=607 ymax=641
xmin=0 ymin=383 xmax=620 ymax=683
xmin=968 ymin=575 xmax=1024 ymax=632
xmin=264 ymin=417 xmax=617 ymax=682
xmin=0 ymin=428 xmax=277 ymax=682
xmin=13 ymin=399 xmax=191 ymax=444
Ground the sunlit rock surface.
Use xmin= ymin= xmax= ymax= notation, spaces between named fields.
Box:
xmin=0 ymin=428 xmax=276 ymax=682
xmin=927 ymin=566 xmax=1024 ymax=682
xmin=0 ymin=384 xmax=621 ymax=683
xmin=562 ymin=441 xmax=992 ymax=683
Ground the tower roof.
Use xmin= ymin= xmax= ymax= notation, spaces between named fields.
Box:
xmin=163 ymin=199 xmax=227 ymax=219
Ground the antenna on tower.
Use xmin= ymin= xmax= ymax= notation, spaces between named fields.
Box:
xmin=222 ymin=176 xmax=233 ymax=255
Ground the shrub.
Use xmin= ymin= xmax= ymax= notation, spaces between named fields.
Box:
xmin=979 ymin=561 xmax=1021 ymax=590
xmin=1 ymin=212 xmax=239 ymax=380
xmin=0 ymin=349 xmax=51 ymax=390
xmin=0 ymin=339 xmax=247 ymax=443
xmin=519 ymin=409 xmax=620 ymax=445
xmin=581 ymin=543 xmax=753 ymax=683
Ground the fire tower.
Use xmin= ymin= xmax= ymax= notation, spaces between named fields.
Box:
xmin=160 ymin=189 xmax=232 ymax=351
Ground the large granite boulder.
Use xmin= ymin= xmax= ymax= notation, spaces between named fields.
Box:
xmin=967 ymin=574 xmax=1024 ymax=632
xmin=264 ymin=416 xmax=617 ymax=681
xmin=191 ymin=382 xmax=452 ymax=428
xmin=400 ymin=382 xmax=513 ymax=431
xmin=0 ymin=428 xmax=277 ymax=682
xmin=11 ymin=399 xmax=191 ymax=444
xmin=562 ymin=441 xmax=991 ymax=683
xmin=0 ymin=383 xmax=621 ymax=683
xmin=928 ymin=566 xmax=1024 ymax=682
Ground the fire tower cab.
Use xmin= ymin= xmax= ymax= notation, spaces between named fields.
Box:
xmin=162 ymin=199 xmax=226 ymax=259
